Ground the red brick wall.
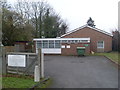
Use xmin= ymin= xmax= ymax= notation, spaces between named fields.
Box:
xmin=62 ymin=27 xmax=112 ymax=53
xmin=61 ymin=43 xmax=90 ymax=55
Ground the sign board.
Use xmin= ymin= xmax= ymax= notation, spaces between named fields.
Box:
xmin=61 ymin=45 xmax=65 ymax=48
xmin=66 ymin=45 xmax=70 ymax=48
xmin=8 ymin=55 xmax=26 ymax=67
xmin=84 ymin=44 xmax=89 ymax=47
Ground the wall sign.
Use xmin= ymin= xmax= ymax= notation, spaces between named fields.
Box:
xmin=61 ymin=45 xmax=65 ymax=48
xmin=84 ymin=44 xmax=89 ymax=47
xmin=66 ymin=45 xmax=70 ymax=48
xmin=8 ymin=55 xmax=26 ymax=67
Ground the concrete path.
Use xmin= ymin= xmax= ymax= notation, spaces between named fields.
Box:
xmin=44 ymin=55 xmax=118 ymax=88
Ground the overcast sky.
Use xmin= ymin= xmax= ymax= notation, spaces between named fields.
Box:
xmin=8 ymin=0 xmax=119 ymax=33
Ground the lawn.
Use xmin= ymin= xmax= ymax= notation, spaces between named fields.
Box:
xmin=93 ymin=52 xmax=119 ymax=64
xmin=2 ymin=74 xmax=51 ymax=88
xmin=2 ymin=76 xmax=37 ymax=88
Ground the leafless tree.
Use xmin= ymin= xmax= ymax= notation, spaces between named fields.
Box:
xmin=12 ymin=0 xmax=69 ymax=38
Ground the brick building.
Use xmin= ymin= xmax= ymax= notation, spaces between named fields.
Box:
xmin=33 ymin=24 xmax=113 ymax=55
xmin=61 ymin=25 xmax=113 ymax=55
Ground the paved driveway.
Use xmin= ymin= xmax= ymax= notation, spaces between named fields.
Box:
xmin=44 ymin=55 xmax=118 ymax=88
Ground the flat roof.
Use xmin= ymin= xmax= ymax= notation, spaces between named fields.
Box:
xmin=33 ymin=38 xmax=90 ymax=41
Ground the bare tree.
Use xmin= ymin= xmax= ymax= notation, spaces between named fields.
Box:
xmin=12 ymin=0 xmax=69 ymax=38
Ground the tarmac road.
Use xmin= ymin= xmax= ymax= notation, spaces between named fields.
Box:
xmin=44 ymin=55 xmax=118 ymax=88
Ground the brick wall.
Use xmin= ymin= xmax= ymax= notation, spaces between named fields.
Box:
xmin=61 ymin=43 xmax=90 ymax=55
xmin=62 ymin=27 xmax=112 ymax=53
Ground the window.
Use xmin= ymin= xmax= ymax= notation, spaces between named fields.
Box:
xmin=61 ymin=45 xmax=65 ymax=48
xmin=81 ymin=40 xmax=88 ymax=43
xmin=55 ymin=40 xmax=61 ymax=48
xmin=43 ymin=40 xmax=48 ymax=48
xmin=62 ymin=40 xmax=67 ymax=43
xmin=68 ymin=40 xmax=71 ymax=43
xmin=74 ymin=40 xmax=78 ymax=43
xmin=36 ymin=41 xmax=42 ymax=48
xmin=79 ymin=40 xmax=81 ymax=43
xmin=97 ymin=41 xmax=104 ymax=48
xmin=49 ymin=40 xmax=54 ymax=48
xmin=70 ymin=40 xmax=75 ymax=43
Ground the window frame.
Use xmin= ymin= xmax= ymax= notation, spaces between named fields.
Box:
xmin=49 ymin=40 xmax=54 ymax=48
xmin=42 ymin=40 xmax=48 ymax=48
xmin=97 ymin=41 xmax=104 ymax=48
xmin=36 ymin=41 xmax=42 ymax=48
xmin=55 ymin=40 xmax=61 ymax=48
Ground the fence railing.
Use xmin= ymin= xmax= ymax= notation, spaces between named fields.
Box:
xmin=2 ymin=48 xmax=44 ymax=79
xmin=6 ymin=52 xmax=38 ymax=75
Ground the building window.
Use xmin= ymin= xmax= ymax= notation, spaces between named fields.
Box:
xmin=70 ymin=40 xmax=75 ymax=43
xmin=81 ymin=40 xmax=88 ymax=43
xmin=55 ymin=40 xmax=61 ymax=48
xmin=68 ymin=40 xmax=71 ymax=43
xmin=49 ymin=40 xmax=54 ymax=48
xmin=74 ymin=40 xmax=78 ymax=43
xmin=62 ymin=40 xmax=67 ymax=43
xmin=43 ymin=40 xmax=48 ymax=48
xmin=97 ymin=41 xmax=104 ymax=48
xmin=36 ymin=41 xmax=42 ymax=48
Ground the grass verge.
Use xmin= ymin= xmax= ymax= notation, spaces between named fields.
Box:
xmin=2 ymin=76 xmax=37 ymax=88
xmin=2 ymin=74 xmax=51 ymax=88
xmin=91 ymin=52 xmax=119 ymax=64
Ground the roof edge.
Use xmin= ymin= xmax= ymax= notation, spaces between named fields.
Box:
xmin=61 ymin=25 xmax=113 ymax=37
xmin=33 ymin=37 xmax=90 ymax=41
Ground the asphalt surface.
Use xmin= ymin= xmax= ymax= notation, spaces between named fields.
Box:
xmin=44 ymin=55 xmax=118 ymax=88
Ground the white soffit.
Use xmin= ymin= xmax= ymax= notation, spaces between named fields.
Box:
xmin=41 ymin=49 xmax=61 ymax=54
xmin=33 ymin=38 xmax=90 ymax=41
